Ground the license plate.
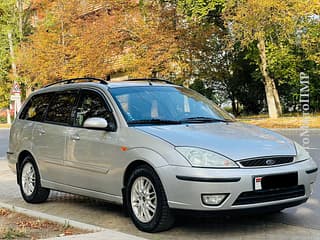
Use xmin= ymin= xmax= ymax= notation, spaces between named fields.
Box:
xmin=254 ymin=176 xmax=263 ymax=190
xmin=253 ymin=172 xmax=298 ymax=191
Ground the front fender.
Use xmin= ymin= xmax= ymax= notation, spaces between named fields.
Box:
xmin=125 ymin=147 xmax=169 ymax=168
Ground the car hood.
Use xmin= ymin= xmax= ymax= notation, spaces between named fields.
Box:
xmin=135 ymin=122 xmax=296 ymax=160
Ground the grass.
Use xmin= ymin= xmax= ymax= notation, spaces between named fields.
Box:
xmin=1 ymin=228 xmax=27 ymax=240
xmin=238 ymin=115 xmax=320 ymax=128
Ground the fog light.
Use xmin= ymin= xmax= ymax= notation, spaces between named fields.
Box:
xmin=201 ymin=194 xmax=228 ymax=206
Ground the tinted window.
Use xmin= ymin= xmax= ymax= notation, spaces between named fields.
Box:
xmin=20 ymin=93 xmax=52 ymax=122
xmin=45 ymin=91 xmax=78 ymax=125
xmin=74 ymin=90 xmax=116 ymax=130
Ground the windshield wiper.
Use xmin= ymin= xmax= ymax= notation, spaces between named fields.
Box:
xmin=128 ymin=119 xmax=182 ymax=125
xmin=181 ymin=117 xmax=230 ymax=123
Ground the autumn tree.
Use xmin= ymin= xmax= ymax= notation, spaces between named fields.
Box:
xmin=17 ymin=0 xmax=180 ymax=86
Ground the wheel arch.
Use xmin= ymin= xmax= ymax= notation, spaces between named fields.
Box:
xmin=123 ymin=160 xmax=155 ymax=188
xmin=16 ymin=150 xmax=37 ymax=185
xmin=123 ymin=147 xmax=169 ymax=188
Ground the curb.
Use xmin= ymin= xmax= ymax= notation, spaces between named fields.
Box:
xmin=45 ymin=229 xmax=149 ymax=240
xmin=0 ymin=202 xmax=148 ymax=240
xmin=0 ymin=202 xmax=105 ymax=232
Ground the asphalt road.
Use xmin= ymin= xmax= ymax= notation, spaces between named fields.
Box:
xmin=271 ymin=129 xmax=320 ymax=230
xmin=0 ymin=128 xmax=319 ymax=239
xmin=0 ymin=129 xmax=10 ymax=159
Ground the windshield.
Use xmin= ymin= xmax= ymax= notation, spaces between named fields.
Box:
xmin=109 ymin=86 xmax=234 ymax=125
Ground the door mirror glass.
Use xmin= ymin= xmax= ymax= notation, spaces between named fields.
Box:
xmin=83 ymin=117 xmax=108 ymax=129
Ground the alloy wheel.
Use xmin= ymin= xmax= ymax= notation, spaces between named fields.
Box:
xmin=130 ymin=176 xmax=157 ymax=223
xmin=21 ymin=162 xmax=36 ymax=196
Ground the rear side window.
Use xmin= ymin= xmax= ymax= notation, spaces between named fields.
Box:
xmin=45 ymin=91 xmax=78 ymax=125
xmin=20 ymin=93 xmax=53 ymax=122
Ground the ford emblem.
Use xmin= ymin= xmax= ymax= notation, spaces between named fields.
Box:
xmin=266 ymin=159 xmax=276 ymax=165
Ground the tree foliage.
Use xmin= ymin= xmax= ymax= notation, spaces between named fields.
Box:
xmin=223 ymin=0 xmax=320 ymax=117
xmin=0 ymin=0 xmax=318 ymax=116
xmin=17 ymin=0 xmax=181 ymax=86
xmin=0 ymin=0 xmax=16 ymax=109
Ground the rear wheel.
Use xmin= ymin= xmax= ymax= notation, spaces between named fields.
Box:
xmin=126 ymin=165 xmax=174 ymax=232
xmin=19 ymin=156 xmax=50 ymax=203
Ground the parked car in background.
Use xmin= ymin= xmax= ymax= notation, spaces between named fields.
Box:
xmin=7 ymin=78 xmax=318 ymax=232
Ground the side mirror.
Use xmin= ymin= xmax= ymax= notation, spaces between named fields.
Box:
xmin=83 ymin=117 xmax=108 ymax=129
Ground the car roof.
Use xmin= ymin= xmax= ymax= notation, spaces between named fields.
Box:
xmin=107 ymin=80 xmax=176 ymax=88
xmin=29 ymin=79 xmax=179 ymax=96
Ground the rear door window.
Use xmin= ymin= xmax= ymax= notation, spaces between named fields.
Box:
xmin=20 ymin=93 xmax=53 ymax=122
xmin=45 ymin=91 xmax=78 ymax=125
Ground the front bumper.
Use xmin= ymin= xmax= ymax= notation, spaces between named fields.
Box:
xmin=157 ymin=158 xmax=317 ymax=211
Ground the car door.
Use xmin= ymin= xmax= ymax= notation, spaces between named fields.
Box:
xmin=33 ymin=90 xmax=78 ymax=184
xmin=65 ymin=89 xmax=121 ymax=194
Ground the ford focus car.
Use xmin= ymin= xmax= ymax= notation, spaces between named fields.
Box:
xmin=7 ymin=78 xmax=318 ymax=232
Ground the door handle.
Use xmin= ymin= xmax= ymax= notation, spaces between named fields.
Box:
xmin=71 ymin=134 xmax=80 ymax=141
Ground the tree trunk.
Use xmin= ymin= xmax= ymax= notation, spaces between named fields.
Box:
xmin=271 ymin=79 xmax=282 ymax=115
xmin=8 ymin=32 xmax=18 ymax=78
xmin=6 ymin=109 xmax=11 ymax=125
xmin=257 ymin=37 xmax=281 ymax=118
xmin=231 ymin=95 xmax=237 ymax=116
xmin=17 ymin=0 xmax=23 ymax=39
xmin=26 ymin=86 xmax=33 ymax=97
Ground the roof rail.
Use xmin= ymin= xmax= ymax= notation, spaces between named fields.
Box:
xmin=44 ymin=77 xmax=108 ymax=88
xmin=125 ymin=78 xmax=173 ymax=85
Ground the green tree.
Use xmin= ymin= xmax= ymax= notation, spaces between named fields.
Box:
xmin=223 ymin=0 xmax=320 ymax=118
xmin=0 ymin=0 xmax=16 ymax=109
xmin=178 ymin=0 xmax=225 ymax=25
xmin=0 ymin=0 xmax=34 ymax=108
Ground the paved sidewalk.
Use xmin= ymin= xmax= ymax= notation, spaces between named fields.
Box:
xmin=45 ymin=230 xmax=148 ymax=240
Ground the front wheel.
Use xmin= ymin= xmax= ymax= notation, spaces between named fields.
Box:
xmin=19 ymin=156 xmax=50 ymax=203
xmin=126 ymin=165 xmax=174 ymax=232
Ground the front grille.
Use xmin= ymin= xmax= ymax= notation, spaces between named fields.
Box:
xmin=233 ymin=185 xmax=305 ymax=205
xmin=239 ymin=156 xmax=294 ymax=167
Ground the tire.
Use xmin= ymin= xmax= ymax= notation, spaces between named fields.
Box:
xmin=19 ymin=155 xmax=50 ymax=203
xmin=125 ymin=165 xmax=174 ymax=232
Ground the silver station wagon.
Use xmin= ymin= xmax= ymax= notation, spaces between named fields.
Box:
xmin=7 ymin=78 xmax=318 ymax=232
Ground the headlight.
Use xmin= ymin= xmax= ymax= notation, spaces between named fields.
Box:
xmin=294 ymin=142 xmax=311 ymax=162
xmin=176 ymin=147 xmax=238 ymax=168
